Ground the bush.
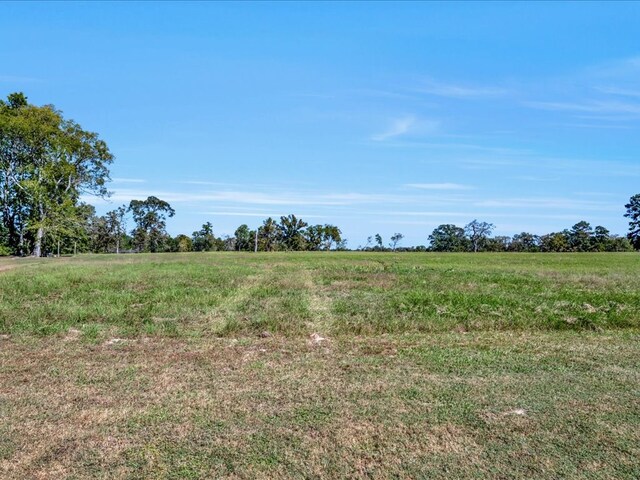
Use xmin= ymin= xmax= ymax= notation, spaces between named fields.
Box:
xmin=0 ymin=245 xmax=12 ymax=256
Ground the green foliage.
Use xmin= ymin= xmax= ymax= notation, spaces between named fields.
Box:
xmin=174 ymin=234 xmax=193 ymax=252
xmin=0 ymin=92 xmax=113 ymax=256
xmin=192 ymin=222 xmax=218 ymax=251
xmin=465 ymin=219 xmax=495 ymax=253
xmin=389 ymin=232 xmax=404 ymax=251
xmin=234 ymin=224 xmax=253 ymax=251
xmin=278 ymin=214 xmax=308 ymax=251
xmin=624 ymin=193 xmax=640 ymax=250
xmin=429 ymin=224 xmax=469 ymax=252
xmin=129 ymin=196 xmax=175 ymax=253
xmin=510 ymin=232 xmax=540 ymax=252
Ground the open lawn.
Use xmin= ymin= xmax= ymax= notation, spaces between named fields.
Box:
xmin=1 ymin=253 xmax=639 ymax=479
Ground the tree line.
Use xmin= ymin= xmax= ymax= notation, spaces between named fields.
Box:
xmin=85 ymin=203 xmax=344 ymax=254
xmin=358 ymin=219 xmax=633 ymax=253
xmin=2 ymin=92 xmax=640 ymax=256
xmin=423 ymin=219 xmax=632 ymax=252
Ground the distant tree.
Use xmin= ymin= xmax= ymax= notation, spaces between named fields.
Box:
xmin=374 ymin=233 xmax=383 ymax=249
xmin=389 ymin=232 xmax=404 ymax=251
xmin=257 ymin=217 xmax=280 ymax=251
xmin=192 ymin=222 xmax=217 ymax=252
xmin=624 ymin=194 xmax=640 ymax=250
xmin=322 ymin=224 xmax=342 ymax=251
xmin=105 ymin=205 xmax=127 ymax=253
xmin=222 ymin=234 xmax=236 ymax=251
xmin=234 ymin=224 xmax=253 ymax=251
xmin=128 ymin=196 xmax=175 ymax=252
xmin=305 ymin=224 xmax=325 ymax=251
xmin=278 ymin=214 xmax=308 ymax=251
xmin=174 ymin=234 xmax=193 ymax=252
xmin=607 ymin=235 xmax=634 ymax=252
xmin=539 ymin=231 xmax=570 ymax=252
xmin=428 ymin=224 xmax=468 ymax=252
xmin=568 ymin=221 xmax=593 ymax=252
xmin=591 ymin=226 xmax=610 ymax=252
xmin=510 ymin=232 xmax=540 ymax=252
xmin=485 ymin=236 xmax=511 ymax=252
xmin=88 ymin=214 xmax=110 ymax=253
xmin=465 ymin=220 xmax=495 ymax=252
xmin=335 ymin=238 xmax=349 ymax=251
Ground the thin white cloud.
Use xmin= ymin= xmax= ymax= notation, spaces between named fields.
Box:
xmin=418 ymin=80 xmax=509 ymax=98
xmin=198 ymin=211 xmax=326 ymax=218
xmin=365 ymin=211 xmax=599 ymax=220
xmin=556 ymin=122 xmax=634 ymax=130
xmin=404 ymin=183 xmax=473 ymax=191
xmin=586 ymin=56 xmax=640 ymax=79
xmin=371 ymin=116 xmax=416 ymax=141
xmin=92 ymin=188 xmax=420 ymax=207
xmin=594 ymin=86 xmax=640 ymax=98
xmin=111 ymin=177 xmax=146 ymax=183
xmin=474 ymin=197 xmax=620 ymax=211
xmin=524 ymin=100 xmax=640 ymax=115
xmin=0 ymin=74 xmax=41 ymax=83
xmin=377 ymin=141 xmax=530 ymax=156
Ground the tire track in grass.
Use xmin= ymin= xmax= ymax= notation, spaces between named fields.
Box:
xmin=300 ymin=267 xmax=335 ymax=335
xmin=205 ymin=269 xmax=271 ymax=335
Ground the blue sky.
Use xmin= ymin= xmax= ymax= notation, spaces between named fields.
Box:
xmin=1 ymin=2 xmax=639 ymax=247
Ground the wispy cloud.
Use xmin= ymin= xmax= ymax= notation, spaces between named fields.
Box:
xmin=0 ymin=74 xmax=41 ymax=83
xmin=474 ymin=197 xmax=620 ymax=211
xmin=524 ymin=100 xmax=640 ymax=115
xmin=197 ymin=211 xmax=326 ymax=219
xmin=111 ymin=177 xmax=146 ymax=184
xmin=418 ymin=80 xmax=509 ymax=98
xmin=404 ymin=183 xmax=473 ymax=191
xmin=586 ymin=56 xmax=640 ymax=79
xmin=594 ymin=86 xmax=640 ymax=98
xmin=371 ymin=116 xmax=416 ymax=141
xmin=93 ymin=188 xmax=419 ymax=207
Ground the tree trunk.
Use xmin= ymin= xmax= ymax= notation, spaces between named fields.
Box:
xmin=33 ymin=226 xmax=44 ymax=257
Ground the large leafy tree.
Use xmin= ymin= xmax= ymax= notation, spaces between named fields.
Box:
xmin=192 ymin=222 xmax=217 ymax=252
xmin=257 ymin=217 xmax=280 ymax=251
xmin=568 ymin=221 xmax=593 ymax=252
xmin=304 ymin=224 xmax=325 ymax=251
xmin=105 ymin=205 xmax=127 ymax=253
xmin=234 ymin=224 xmax=254 ymax=251
xmin=465 ymin=219 xmax=495 ymax=253
xmin=278 ymin=214 xmax=308 ymax=251
xmin=510 ymin=232 xmax=540 ymax=252
xmin=539 ymin=231 xmax=570 ymax=252
xmin=0 ymin=92 xmax=113 ymax=256
xmin=428 ymin=224 xmax=468 ymax=252
xmin=624 ymin=194 xmax=640 ymax=250
xmin=303 ymin=224 xmax=342 ymax=251
xmin=591 ymin=226 xmax=610 ymax=252
xmin=321 ymin=224 xmax=342 ymax=251
xmin=128 ymin=196 xmax=175 ymax=252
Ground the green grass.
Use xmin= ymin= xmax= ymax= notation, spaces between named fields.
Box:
xmin=1 ymin=252 xmax=639 ymax=338
xmin=0 ymin=253 xmax=639 ymax=478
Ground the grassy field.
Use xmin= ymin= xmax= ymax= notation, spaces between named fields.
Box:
xmin=1 ymin=253 xmax=639 ymax=479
